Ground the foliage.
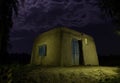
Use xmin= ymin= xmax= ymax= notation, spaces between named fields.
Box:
xmin=10 ymin=66 xmax=120 ymax=83
xmin=0 ymin=0 xmax=22 ymax=64
xmin=99 ymin=0 xmax=120 ymax=27
xmin=1 ymin=65 xmax=120 ymax=83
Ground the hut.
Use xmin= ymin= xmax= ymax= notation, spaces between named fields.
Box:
xmin=31 ymin=27 xmax=99 ymax=66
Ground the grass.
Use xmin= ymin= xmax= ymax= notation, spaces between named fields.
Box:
xmin=10 ymin=65 xmax=120 ymax=83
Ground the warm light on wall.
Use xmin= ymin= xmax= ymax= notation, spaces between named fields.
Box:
xmin=85 ymin=38 xmax=88 ymax=45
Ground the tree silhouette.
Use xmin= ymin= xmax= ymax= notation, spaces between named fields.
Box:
xmin=0 ymin=0 xmax=24 ymax=64
xmin=99 ymin=0 xmax=120 ymax=27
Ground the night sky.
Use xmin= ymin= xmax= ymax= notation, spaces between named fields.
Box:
xmin=8 ymin=0 xmax=120 ymax=56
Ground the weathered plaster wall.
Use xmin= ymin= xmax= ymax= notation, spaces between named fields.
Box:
xmin=61 ymin=31 xmax=73 ymax=66
xmin=61 ymin=28 xmax=99 ymax=66
xmin=31 ymin=27 xmax=99 ymax=66
xmin=82 ymin=35 xmax=99 ymax=65
xmin=31 ymin=28 xmax=61 ymax=66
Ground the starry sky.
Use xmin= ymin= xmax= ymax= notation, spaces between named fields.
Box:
xmin=8 ymin=0 xmax=120 ymax=56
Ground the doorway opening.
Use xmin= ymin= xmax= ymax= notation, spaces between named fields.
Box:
xmin=72 ymin=39 xmax=84 ymax=65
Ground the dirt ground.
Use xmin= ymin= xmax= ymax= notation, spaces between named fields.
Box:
xmin=13 ymin=65 xmax=120 ymax=83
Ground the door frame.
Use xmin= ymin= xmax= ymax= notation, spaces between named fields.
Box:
xmin=72 ymin=39 xmax=84 ymax=65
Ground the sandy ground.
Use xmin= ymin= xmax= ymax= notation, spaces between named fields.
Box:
xmin=13 ymin=65 xmax=120 ymax=83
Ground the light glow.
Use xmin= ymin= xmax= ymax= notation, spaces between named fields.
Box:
xmin=85 ymin=38 xmax=88 ymax=45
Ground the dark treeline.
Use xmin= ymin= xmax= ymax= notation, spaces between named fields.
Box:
xmin=98 ymin=54 xmax=120 ymax=66
xmin=5 ymin=53 xmax=120 ymax=66
xmin=7 ymin=53 xmax=31 ymax=65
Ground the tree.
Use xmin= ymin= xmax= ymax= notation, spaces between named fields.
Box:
xmin=0 ymin=0 xmax=24 ymax=64
xmin=99 ymin=0 xmax=120 ymax=31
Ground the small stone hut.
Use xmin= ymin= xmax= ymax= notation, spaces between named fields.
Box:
xmin=31 ymin=27 xmax=99 ymax=66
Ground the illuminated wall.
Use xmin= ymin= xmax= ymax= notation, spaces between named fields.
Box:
xmin=31 ymin=27 xmax=99 ymax=66
xmin=31 ymin=28 xmax=61 ymax=65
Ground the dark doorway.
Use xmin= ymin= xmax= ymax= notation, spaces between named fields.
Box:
xmin=72 ymin=39 xmax=84 ymax=65
xmin=78 ymin=40 xmax=84 ymax=65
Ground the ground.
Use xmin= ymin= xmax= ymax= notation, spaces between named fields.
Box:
xmin=12 ymin=65 xmax=120 ymax=83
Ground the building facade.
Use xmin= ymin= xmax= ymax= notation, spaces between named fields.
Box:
xmin=31 ymin=27 xmax=99 ymax=66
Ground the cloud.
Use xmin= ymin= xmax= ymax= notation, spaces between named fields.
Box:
xmin=9 ymin=0 xmax=113 ymax=53
xmin=13 ymin=0 xmax=106 ymax=31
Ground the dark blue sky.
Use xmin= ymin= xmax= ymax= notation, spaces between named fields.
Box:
xmin=8 ymin=0 xmax=120 ymax=55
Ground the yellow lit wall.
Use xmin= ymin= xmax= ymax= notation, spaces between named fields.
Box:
xmin=82 ymin=35 xmax=99 ymax=65
xmin=31 ymin=28 xmax=61 ymax=66
xmin=31 ymin=27 xmax=99 ymax=66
